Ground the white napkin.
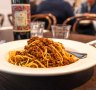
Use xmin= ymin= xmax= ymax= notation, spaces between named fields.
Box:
xmin=0 ymin=40 xmax=6 ymax=44
xmin=86 ymin=40 xmax=96 ymax=48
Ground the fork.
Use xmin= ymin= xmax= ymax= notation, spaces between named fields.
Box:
xmin=67 ymin=50 xmax=87 ymax=59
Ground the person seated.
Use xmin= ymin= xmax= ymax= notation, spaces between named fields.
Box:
xmin=76 ymin=0 xmax=96 ymax=35
xmin=30 ymin=0 xmax=37 ymax=15
xmin=81 ymin=0 xmax=96 ymax=13
xmin=34 ymin=0 xmax=75 ymax=25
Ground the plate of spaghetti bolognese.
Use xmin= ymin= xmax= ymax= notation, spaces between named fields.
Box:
xmin=0 ymin=37 xmax=96 ymax=76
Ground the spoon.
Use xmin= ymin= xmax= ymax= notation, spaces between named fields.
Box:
xmin=90 ymin=43 xmax=96 ymax=48
xmin=67 ymin=50 xmax=87 ymax=59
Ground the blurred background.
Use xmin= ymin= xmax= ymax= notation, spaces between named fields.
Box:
xmin=0 ymin=0 xmax=86 ymax=27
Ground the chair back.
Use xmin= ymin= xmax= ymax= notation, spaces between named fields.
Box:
xmin=8 ymin=14 xmax=13 ymax=26
xmin=0 ymin=14 xmax=4 ymax=27
xmin=8 ymin=13 xmax=57 ymax=30
xmin=31 ymin=13 xmax=57 ymax=30
xmin=47 ymin=13 xmax=57 ymax=25
xmin=63 ymin=14 xmax=96 ymax=35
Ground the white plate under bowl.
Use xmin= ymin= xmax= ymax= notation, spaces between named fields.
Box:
xmin=0 ymin=39 xmax=96 ymax=76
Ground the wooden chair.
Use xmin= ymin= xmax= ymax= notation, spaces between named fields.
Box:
xmin=0 ymin=14 xmax=4 ymax=27
xmin=8 ymin=14 xmax=13 ymax=26
xmin=8 ymin=13 xmax=57 ymax=30
xmin=47 ymin=13 xmax=57 ymax=25
xmin=7 ymin=14 xmax=30 ymax=40
xmin=31 ymin=13 xmax=57 ymax=30
xmin=63 ymin=14 xmax=96 ymax=35
xmin=72 ymin=14 xmax=96 ymax=33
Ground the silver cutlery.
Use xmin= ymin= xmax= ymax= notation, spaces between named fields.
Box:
xmin=67 ymin=51 xmax=87 ymax=59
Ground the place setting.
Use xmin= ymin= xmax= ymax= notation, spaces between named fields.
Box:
xmin=1 ymin=0 xmax=96 ymax=89
xmin=0 ymin=23 xmax=96 ymax=77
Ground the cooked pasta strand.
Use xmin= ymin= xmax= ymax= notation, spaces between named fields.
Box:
xmin=8 ymin=37 xmax=79 ymax=68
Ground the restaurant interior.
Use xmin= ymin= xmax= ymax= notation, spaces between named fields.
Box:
xmin=0 ymin=0 xmax=96 ymax=41
xmin=0 ymin=0 xmax=96 ymax=90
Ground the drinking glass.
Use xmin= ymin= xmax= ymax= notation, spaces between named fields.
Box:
xmin=51 ymin=24 xmax=71 ymax=39
xmin=30 ymin=21 xmax=45 ymax=37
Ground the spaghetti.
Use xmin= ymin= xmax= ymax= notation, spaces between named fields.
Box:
xmin=8 ymin=37 xmax=79 ymax=68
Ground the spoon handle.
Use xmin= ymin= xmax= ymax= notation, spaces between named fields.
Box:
xmin=67 ymin=51 xmax=87 ymax=59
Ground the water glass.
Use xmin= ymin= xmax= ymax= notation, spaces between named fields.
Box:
xmin=30 ymin=21 xmax=45 ymax=37
xmin=51 ymin=24 xmax=71 ymax=39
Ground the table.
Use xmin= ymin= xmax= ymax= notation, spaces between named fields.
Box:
xmin=0 ymin=27 xmax=96 ymax=42
xmin=0 ymin=31 xmax=96 ymax=90
xmin=44 ymin=32 xmax=96 ymax=43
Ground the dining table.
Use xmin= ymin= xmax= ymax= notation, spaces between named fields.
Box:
xmin=0 ymin=29 xmax=96 ymax=90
